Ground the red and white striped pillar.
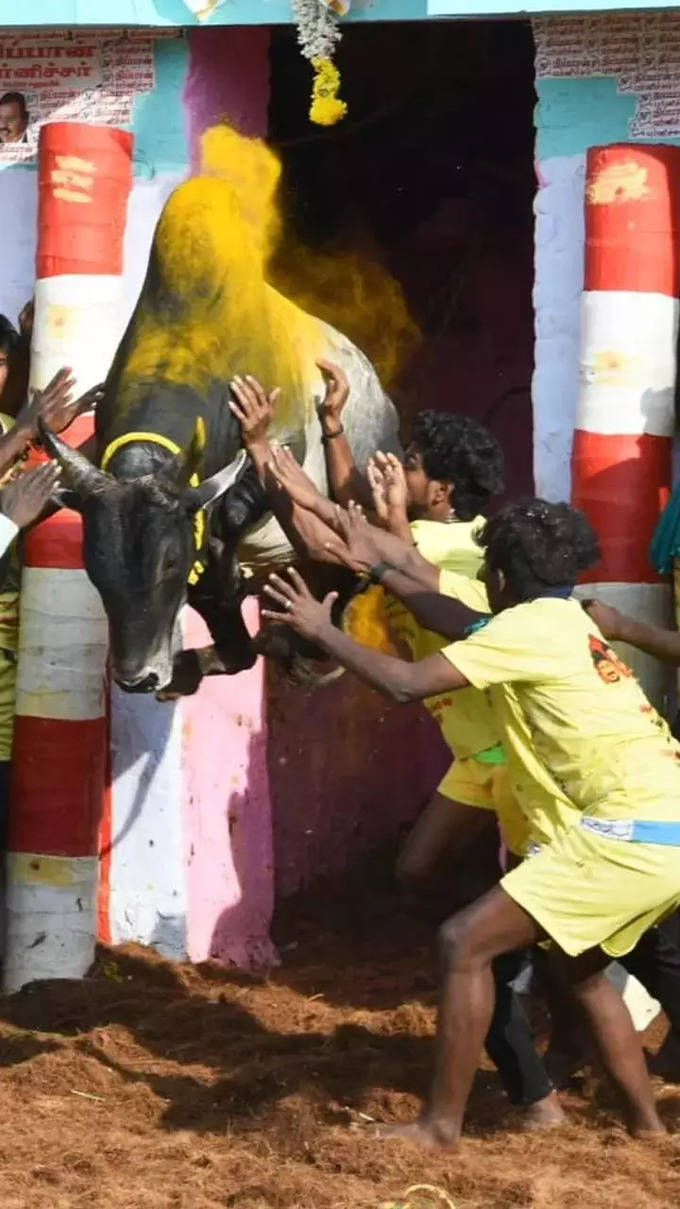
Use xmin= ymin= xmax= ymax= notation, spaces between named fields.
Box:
xmin=4 ymin=123 xmax=133 ymax=993
xmin=572 ymin=144 xmax=680 ymax=712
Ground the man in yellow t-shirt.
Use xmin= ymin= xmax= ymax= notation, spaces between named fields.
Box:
xmin=264 ymin=498 xmax=678 ymax=1145
xmin=318 ymin=378 xmax=516 ymax=878
xmin=228 ymin=374 xmax=561 ymax=1126
xmin=310 ymin=381 xmax=563 ymax=1124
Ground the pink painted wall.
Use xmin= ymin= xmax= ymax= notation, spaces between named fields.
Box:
xmin=183 ymin=603 xmax=275 ymax=966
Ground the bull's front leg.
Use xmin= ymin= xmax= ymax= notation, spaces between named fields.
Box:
xmin=156 ymin=557 xmax=256 ymax=700
xmin=156 ymin=465 xmax=268 ymax=700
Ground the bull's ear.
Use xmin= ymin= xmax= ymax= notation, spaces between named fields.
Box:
xmin=184 ymin=449 xmax=248 ymax=512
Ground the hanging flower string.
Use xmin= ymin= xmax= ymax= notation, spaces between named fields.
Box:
xmin=291 ymin=0 xmax=349 ymax=126
xmin=310 ymin=58 xmax=348 ymax=126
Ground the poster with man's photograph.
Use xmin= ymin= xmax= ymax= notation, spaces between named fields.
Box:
xmin=0 ymin=30 xmax=174 ymax=164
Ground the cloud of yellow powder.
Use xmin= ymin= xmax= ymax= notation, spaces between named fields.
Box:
xmin=120 ymin=123 xmax=417 ymax=448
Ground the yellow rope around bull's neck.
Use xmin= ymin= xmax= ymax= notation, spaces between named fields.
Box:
xmin=101 ymin=430 xmax=206 ymax=586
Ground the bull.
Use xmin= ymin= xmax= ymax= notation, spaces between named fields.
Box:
xmin=40 ymin=170 xmax=400 ymax=696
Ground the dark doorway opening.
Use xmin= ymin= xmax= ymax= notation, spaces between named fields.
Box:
xmin=268 ymin=18 xmax=536 ymax=504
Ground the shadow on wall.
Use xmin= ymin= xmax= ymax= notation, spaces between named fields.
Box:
xmin=205 ymin=723 xmax=277 ymax=968
xmin=107 ymin=604 xmax=277 ymax=970
xmin=107 ymin=686 xmax=187 ymax=958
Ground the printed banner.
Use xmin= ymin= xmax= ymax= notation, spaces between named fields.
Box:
xmin=0 ymin=30 xmax=175 ymax=166
xmin=534 ymin=11 xmax=680 ymax=138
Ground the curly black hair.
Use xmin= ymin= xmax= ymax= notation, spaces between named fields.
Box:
xmin=0 ymin=315 xmax=20 ymax=359
xmin=479 ymin=498 xmax=600 ymax=600
xmin=409 ymin=411 xmax=504 ymax=521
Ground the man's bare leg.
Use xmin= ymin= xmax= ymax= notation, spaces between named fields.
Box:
xmin=395 ymin=792 xmax=494 ymax=887
xmin=397 ymin=805 xmax=564 ymax=1131
xmin=375 ymin=887 xmax=663 ymax=1148
xmin=376 ymin=886 xmax=541 ymax=1148
xmin=552 ymin=948 xmax=664 ymax=1135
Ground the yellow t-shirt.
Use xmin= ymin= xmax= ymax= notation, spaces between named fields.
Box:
xmin=409 ymin=517 xmax=486 ymax=577
xmin=384 ymin=518 xmax=503 ymax=762
xmin=442 ymin=597 xmax=680 ymax=828
xmin=438 ymin=570 xmax=580 ymax=851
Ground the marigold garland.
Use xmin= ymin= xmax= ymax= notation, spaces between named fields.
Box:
xmin=310 ymin=57 xmax=348 ymax=126
xmin=291 ymin=0 xmax=348 ymax=126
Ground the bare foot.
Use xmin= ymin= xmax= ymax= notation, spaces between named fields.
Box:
xmin=373 ymin=1119 xmax=460 ymax=1150
xmin=628 ymin=1109 xmax=666 ymax=1138
xmin=520 ymin=1091 xmax=567 ymax=1132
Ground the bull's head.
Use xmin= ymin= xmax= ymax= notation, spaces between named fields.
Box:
xmin=39 ymin=422 xmax=246 ymax=693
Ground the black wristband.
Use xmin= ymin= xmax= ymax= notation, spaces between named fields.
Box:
xmin=321 ymin=425 xmax=344 ymax=442
xmin=368 ymin=561 xmax=394 ymax=584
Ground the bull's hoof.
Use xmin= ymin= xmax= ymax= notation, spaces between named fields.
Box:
xmin=156 ymin=651 xmax=203 ymax=701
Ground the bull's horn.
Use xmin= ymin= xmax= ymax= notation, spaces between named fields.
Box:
xmin=38 ymin=418 xmax=113 ymax=497
xmin=184 ymin=448 xmax=248 ymax=511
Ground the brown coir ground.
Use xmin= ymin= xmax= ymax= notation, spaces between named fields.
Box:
xmin=0 ymin=855 xmax=678 ymax=1209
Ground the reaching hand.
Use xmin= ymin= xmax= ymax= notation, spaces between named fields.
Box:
xmin=229 ymin=374 xmax=280 ymax=452
xmin=316 ymin=358 xmax=349 ymax=435
xmin=265 ymin=443 xmax=329 ymax=513
xmin=582 ymin=599 xmax=623 ymax=642
xmin=0 ymin=462 xmax=61 ymax=529
xmin=328 ymin=500 xmax=420 ymax=575
xmin=367 ymin=451 xmax=408 ymax=526
xmin=18 ymin=298 xmax=34 ymax=340
xmin=19 ymin=369 xmax=105 ymax=437
xmin=326 ymin=500 xmax=387 ymax=574
xmin=261 ymin=567 xmax=338 ymax=642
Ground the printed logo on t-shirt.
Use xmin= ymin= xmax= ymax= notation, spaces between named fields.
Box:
xmin=588 ymin=634 xmax=633 ymax=684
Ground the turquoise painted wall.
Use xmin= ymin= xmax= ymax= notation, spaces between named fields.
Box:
xmin=536 ymin=78 xmax=636 ymax=160
xmin=131 ymin=37 xmax=189 ymax=174
xmin=0 ymin=0 xmax=427 ymax=24
xmin=7 ymin=0 xmax=680 ymax=25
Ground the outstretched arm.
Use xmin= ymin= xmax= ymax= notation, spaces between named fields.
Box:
xmin=0 ymin=462 xmax=62 ymax=552
xmin=329 ymin=504 xmax=488 ymax=638
xmin=0 ymin=368 xmax=104 ymax=480
xmin=228 ymin=377 xmax=350 ymax=565
xmin=382 ymin=573 xmax=486 ymax=639
xmin=261 ymin=567 xmax=469 ymax=702
xmin=317 ymin=359 xmax=373 ymax=509
xmin=366 ymin=450 xmax=413 ymax=544
xmin=584 ymin=600 xmax=680 ymax=665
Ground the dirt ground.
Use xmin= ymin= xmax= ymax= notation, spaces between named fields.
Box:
xmin=0 ymin=857 xmax=678 ymax=1209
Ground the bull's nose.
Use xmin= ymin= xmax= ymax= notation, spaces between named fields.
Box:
xmin=117 ymin=672 xmax=160 ymax=694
